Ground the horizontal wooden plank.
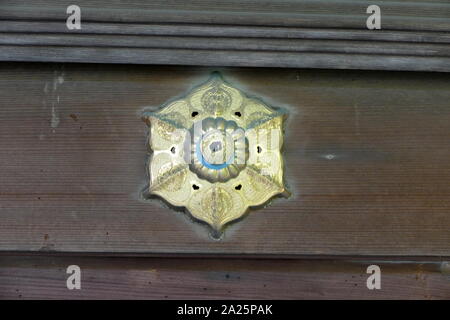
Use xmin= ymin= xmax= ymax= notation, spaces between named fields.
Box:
xmin=2 ymin=1 xmax=449 ymax=31
xmin=2 ymin=21 xmax=449 ymax=44
xmin=0 ymin=63 xmax=449 ymax=256
xmin=1 ymin=46 xmax=450 ymax=72
xmin=2 ymin=34 xmax=450 ymax=57
xmin=0 ymin=0 xmax=449 ymax=71
xmin=0 ymin=255 xmax=449 ymax=299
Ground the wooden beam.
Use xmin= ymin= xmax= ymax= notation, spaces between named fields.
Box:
xmin=0 ymin=0 xmax=449 ymax=71
xmin=0 ymin=255 xmax=448 ymax=299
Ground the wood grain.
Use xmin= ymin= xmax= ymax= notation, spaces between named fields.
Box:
xmin=2 ymin=21 xmax=450 ymax=44
xmin=2 ymin=46 xmax=449 ymax=72
xmin=0 ymin=63 xmax=449 ymax=256
xmin=0 ymin=0 xmax=449 ymax=71
xmin=2 ymin=0 xmax=449 ymax=31
xmin=0 ymin=255 xmax=449 ymax=299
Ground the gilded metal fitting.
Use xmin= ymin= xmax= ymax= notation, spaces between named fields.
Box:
xmin=143 ymin=73 xmax=287 ymax=235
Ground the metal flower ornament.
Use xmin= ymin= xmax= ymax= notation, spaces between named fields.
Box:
xmin=142 ymin=73 xmax=288 ymax=236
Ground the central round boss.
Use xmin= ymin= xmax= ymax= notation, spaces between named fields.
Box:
xmin=189 ymin=117 xmax=248 ymax=183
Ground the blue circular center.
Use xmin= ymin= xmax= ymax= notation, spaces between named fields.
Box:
xmin=196 ymin=139 xmax=234 ymax=170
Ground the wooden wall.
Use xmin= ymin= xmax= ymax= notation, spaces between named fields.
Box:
xmin=0 ymin=0 xmax=449 ymax=299
xmin=0 ymin=63 xmax=449 ymax=257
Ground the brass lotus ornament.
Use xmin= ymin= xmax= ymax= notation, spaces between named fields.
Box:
xmin=143 ymin=73 xmax=287 ymax=235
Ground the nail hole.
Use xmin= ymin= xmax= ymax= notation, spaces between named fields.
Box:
xmin=257 ymin=146 xmax=262 ymax=153
xmin=235 ymin=184 xmax=242 ymax=190
xmin=192 ymin=184 xmax=200 ymax=190
xmin=191 ymin=111 xmax=199 ymax=117
xmin=170 ymin=147 xmax=176 ymax=154
xmin=234 ymin=112 xmax=242 ymax=117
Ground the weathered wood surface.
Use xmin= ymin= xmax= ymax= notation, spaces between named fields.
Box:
xmin=0 ymin=255 xmax=449 ymax=299
xmin=0 ymin=0 xmax=449 ymax=71
xmin=2 ymin=0 xmax=449 ymax=30
xmin=0 ymin=63 xmax=449 ymax=256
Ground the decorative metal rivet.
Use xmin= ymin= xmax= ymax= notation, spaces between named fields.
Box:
xmin=142 ymin=72 xmax=288 ymax=236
